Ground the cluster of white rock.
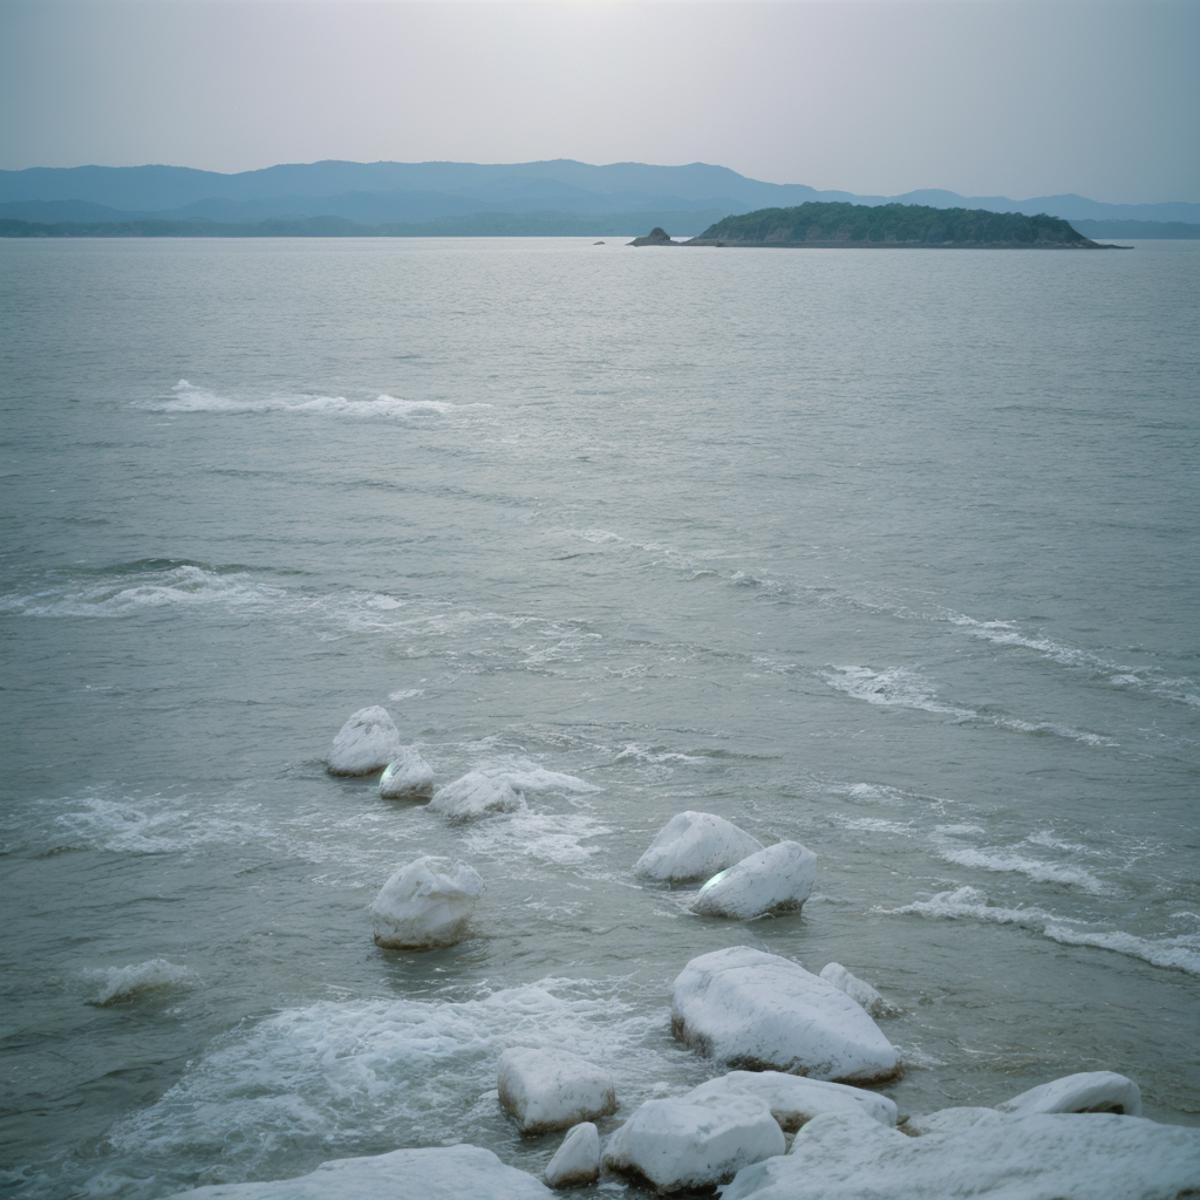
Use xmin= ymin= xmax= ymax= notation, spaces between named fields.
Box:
xmin=635 ymin=810 xmax=817 ymax=920
xmin=309 ymin=720 xmax=1200 ymax=1197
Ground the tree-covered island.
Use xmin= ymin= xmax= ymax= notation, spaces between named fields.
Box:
xmin=632 ymin=201 xmax=1109 ymax=248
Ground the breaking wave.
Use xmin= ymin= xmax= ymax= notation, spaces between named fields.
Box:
xmin=143 ymin=380 xmax=472 ymax=418
xmin=882 ymin=886 xmax=1200 ymax=976
xmin=84 ymin=959 xmax=199 ymax=1006
xmin=822 ymin=665 xmax=1115 ymax=746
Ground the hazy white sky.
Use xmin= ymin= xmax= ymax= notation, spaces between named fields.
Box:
xmin=2 ymin=0 xmax=1197 ymax=201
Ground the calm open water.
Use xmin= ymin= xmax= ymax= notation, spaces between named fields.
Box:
xmin=1 ymin=237 xmax=1198 ymax=1197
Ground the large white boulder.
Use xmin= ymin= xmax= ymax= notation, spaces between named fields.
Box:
xmin=998 ymin=1071 xmax=1143 ymax=1117
xmin=429 ymin=771 xmax=526 ymax=822
xmin=635 ymin=811 xmax=763 ymax=883
xmin=685 ymin=1070 xmax=897 ymax=1131
xmin=690 ymin=841 xmax=816 ymax=919
xmin=818 ymin=962 xmax=898 ymax=1018
xmin=671 ymin=946 xmax=901 ymax=1083
xmin=370 ymin=856 xmax=484 ymax=948
xmin=544 ymin=1122 xmax=600 ymax=1189
xmin=166 ymin=1144 xmax=554 ymax=1198
xmin=603 ymin=1092 xmax=785 ymax=1194
xmin=327 ymin=706 xmax=401 ymax=776
xmin=378 ymin=748 xmax=436 ymax=800
xmin=721 ymin=1107 xmax=1200 ymax=1200
xmin=497 ymin=1047 xmax=616 ymax=1135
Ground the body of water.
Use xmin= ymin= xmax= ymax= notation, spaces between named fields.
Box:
xmin=1 ymin=236 xmax=1197 ymax=1196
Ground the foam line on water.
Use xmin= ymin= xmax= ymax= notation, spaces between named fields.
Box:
xmin=141 ymin=380 xmax=479 ymax=419
xmin=881 ymin=886 xmax=1200 ymax=975
xmin=946 ymin=611 xmax=1199 ymax=709
xmin=822 ymin=665 xmax=1115 ymax=746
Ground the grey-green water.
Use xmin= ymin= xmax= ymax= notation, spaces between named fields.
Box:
xmin=1 ymin=237 xmax=1197 ymax=1197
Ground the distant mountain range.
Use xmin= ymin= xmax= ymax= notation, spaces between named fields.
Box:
xmin=1 ymin=159 xmax=1197 ymax=236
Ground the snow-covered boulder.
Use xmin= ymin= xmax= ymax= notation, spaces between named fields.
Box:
xmin=166 ymin=1144 xmax=553 ymax=1198
xmin=818 ymin=962 xmax=898 ymax=1018
xmin=370 ymin=856 xmax=483 ymax=948
xmin=429 ymin=771 xmax=526 ymax=821
xmin=327 ymin=706 xmax=401 ymax=776
xmin=998 ymin=1071 xmax=1143 ymax=1117
xmin=635 ymin=811 xmax=763 ymax=883
xmin=497 ymin=1048 xmax=616 ymax=1135
xmin=544 ymin=1122 xmax=600 ymax=1189
xmin=378 ymin=748 xmax=435 ymax=800
xmin=671 ymin=946 xmax=900 ymax=1083
xmin=690 ymin=841 xmax=816 ymax=919
xmin=721 ymin=1107 xmax=1200 ymax=1200
xmin=686 ymin=1070 xmax=897 ymax=1131
xmin=603 ymin=1092 xmax=785 ymax=1194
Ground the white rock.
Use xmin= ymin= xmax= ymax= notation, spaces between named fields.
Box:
xmin=998 ymin=1071 xmax=1143 ymax=1117
xmin=497 ymin=1047 xmax=616 ymax=1135
xmin=327 ymin=706 xmax=401 ymax=776
xmin=722 ymin=1107 xmax=1200 ymax=1200
xmin=818 ymin=962 xmax=898 ymax=1018
xmin=166 ymin=1143 xmax=554 ymax=1198
xmin=635 ymin=811 xmax=763 ymax=883
xmin=544 ymin=1122 xmax=600 ymax=1188
xmin=370 ymin=856 xmax=483 ymax=948
xmin=429 ymin=770 xmax=527 ymax=822
xmin=671 ymin=946 xmax=901 ymax=1083
xmin=690 ymin=841 xmax=816 ymax=919
xmin=904 ymin=1106 xmax=999 ymax=1136
xmin=686 ymin=1070 xmax=897 ymax=1131
xmin=378 ymin=748 xmax=436 ymax=800
xmin=603 ymin=1092 xmax=784 ymax=1193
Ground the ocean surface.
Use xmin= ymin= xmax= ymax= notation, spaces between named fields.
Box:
xmin=0 ymin=236 xmax=1197 ymax=1197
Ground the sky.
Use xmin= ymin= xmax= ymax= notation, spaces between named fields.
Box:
xmin=1 ymin=0 xmax=1197 ymax=202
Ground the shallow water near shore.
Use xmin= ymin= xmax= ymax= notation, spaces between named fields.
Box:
xmin=1 ymin=236 xmax=1198 ymax=1196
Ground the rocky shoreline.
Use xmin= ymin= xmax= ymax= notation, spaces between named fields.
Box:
xmin=164 ymin=708 xmax=1199 ymax=1197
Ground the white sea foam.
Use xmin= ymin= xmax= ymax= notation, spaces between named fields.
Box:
xmin=822 ymin=666 xmax=975 ymax=719
xmin=461 ymin=807 xmax=611 ymax=867
xmin=933 ymin=844 xmax=1109 ymax=894
xmin=947 ymin=612 xmax=1199 ymax=709
xmin=103 ymin=979 xmax=676 ymax=1180
xmin=883 ymin=886 xmax=1200 ymax=976
xmin=145 ymin=380 xmax=469 ymax=419
xmin=614 ymin=743 xmax=708 ymax=766
xmin=823 ymin=666 xmax=1114 ymax=746
xmin=49 ymin=795 xmax=264 ymax=855
xmin=84 ymin=959 xmax=198 ymax=1006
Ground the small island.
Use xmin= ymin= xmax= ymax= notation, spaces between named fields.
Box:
xmin=631 ymin=201 xmax=1111 ymax=249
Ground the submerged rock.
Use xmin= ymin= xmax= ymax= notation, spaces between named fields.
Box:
xmin=721 ymin=1107 xmax=1200 ymax=1200
xmin=370 ymin=856 xmax=484 ymax=948
xmin=327 ymin=705 xmax=401 ymax=776
xmin=671 ymin=946 xmax=901 ymax=1083
xmin=429 ymin=770 xmax=526 ymax=821
xmin=818 ymin=962 xmax=898 ymax=1018
xmin=998 ymin=1071 xmax=1143 ymax=1117
xmin=603 ymin=1092 xmax=785 ymax=1193
xmin=378 ymin=748 xmax=435 ymax=800
xmin=544 ymin=1122 xmax=600 ymax=1188
xmin=685 ymin=1070 xmax=897 ymax=1131
xmin=165 ymin=1143 xmax=554 ymax=1198
xmin=690 ymin=841 xmax=816 ymax=920
xmin=635 ymin=811 xmax=763 ymax=883
xmin=497 ymin=1047 xmax=617 ymax=1135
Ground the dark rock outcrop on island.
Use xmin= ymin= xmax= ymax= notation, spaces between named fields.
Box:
xmin=677 ymin=201 xmax=1108 ymax=248
xmin=629 ymin=227 xmax=675 ymax=246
